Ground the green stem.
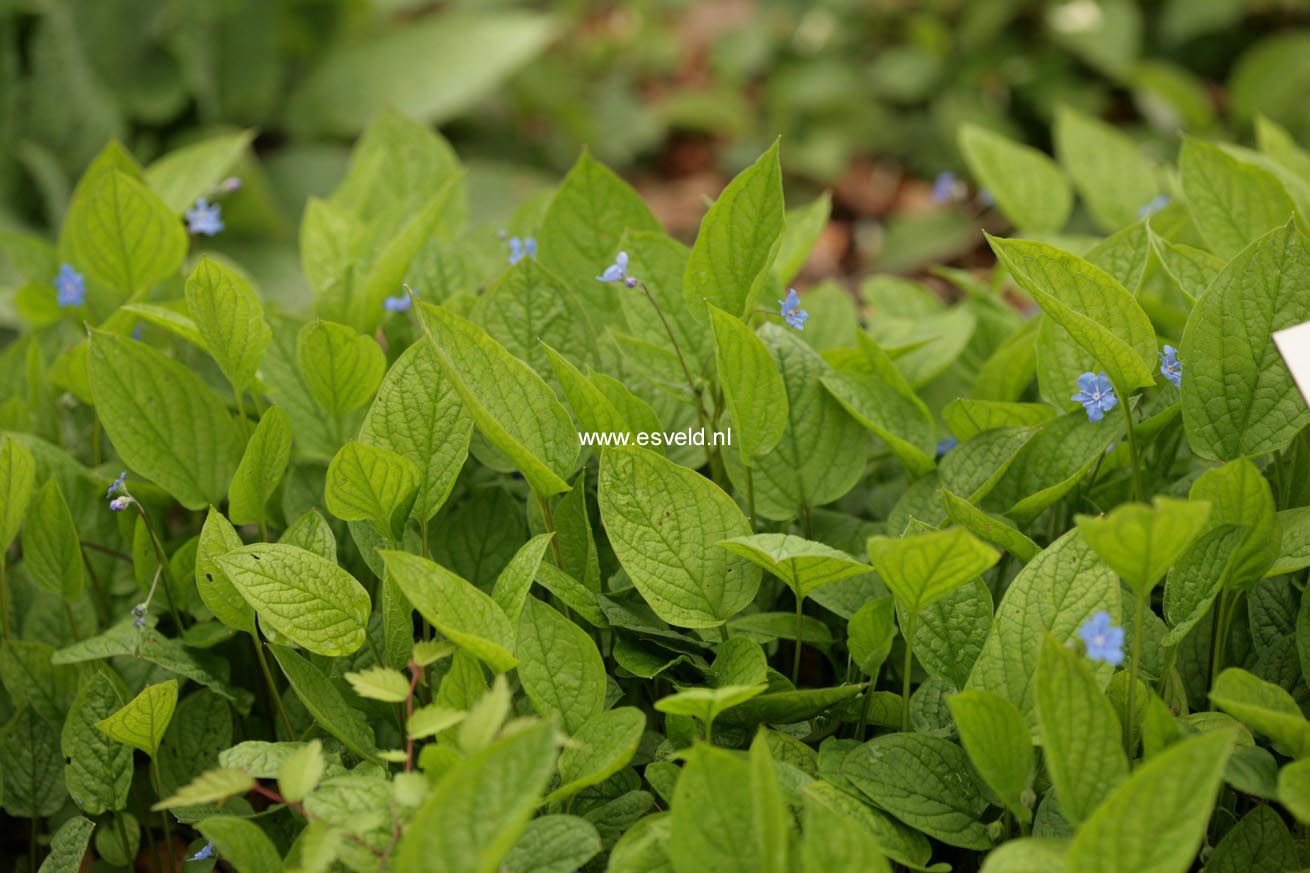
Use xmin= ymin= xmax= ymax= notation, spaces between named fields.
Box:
xmin=252 ymin=635 xmax=297 ymax=741
xmin=792 ymin=591 xmax=805 ymax=686
xmin=1209 ymin=591 xmax=1236 ymax=698
xmin=1120 ymin=399 xmax=1143 ymax=501
xmin=637 ymin=281 xmax=699 ymax=402
xmin=1125 ymin=591 xmax=1146 ymax=755
xmin=901 ymin=613 xmax=916 ymax=732
xmin=112 ymin=814 xmax=131 ymax=870
xmin=133 ymin=503 xmax=186 ymax=631
xmin=0 ymin=553 xmax=8 ymax=641
xmin=150 ymin=757 xmax=173 ymax=865
xmin=535 ymin=492 xmax=565 ymax=568
xmin=745 ymin=466 xmax=757 ymax=532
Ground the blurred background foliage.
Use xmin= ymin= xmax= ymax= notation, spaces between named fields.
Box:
xmin=3 ymin=0 xmax=1310 ymax=275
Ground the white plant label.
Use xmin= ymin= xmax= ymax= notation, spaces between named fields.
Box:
xmin=1274 ymin=321 xmax=1310 ymax=408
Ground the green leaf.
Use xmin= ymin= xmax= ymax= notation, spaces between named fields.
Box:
xmin=196 ymin=507 xmax=256 ymax=634
xmin=359 ymin=339 xmax=472 ymax=522
xmin=197 ymin=816 xmax=285 ymax=873
xmin=287 ymin=12 xmax=553 ymax=136
xmin=59 ymin=170 xmax=187 ymax=297
xmin=381 ymin=550 xmax=517 ymax=672
xmin=545 ymin=707 xmax=646 ymax=804
xmin=278 ymin=738 xmax=324 ymax=804
xmin=490 ymin=533 xmax=556 ymax=623
xmin=269 ymin=645 xmax=378 ymax=761
xmin=1075 ymin=497 xmax=1212 ymax=597
xmin=1 ymin=641 xmax=77 ymax=725
xmin=1055 ymin=106 xmax=1161 ymax=231
xmin=62 ymin=668 xmax=132 ymax=815
xmin=153 ymin=767 xmax=256 ymax=810
xmin=96 ymin=680 xmax=178 ymax=757
xmin=144 ymin=130 xmax=254 ymax=214
xmin=773 ymin=192 xmax=832 ymax=287
xmin=1272 ymin=506 xmax=1310 ymax=576
xmin=967 ymin=530 xmax=1121 ymax=724
xmin=417 ymin=301 xmax=577 ymax=496
xmin=39 ymin=816 xmax=95 ymax=873
xmin=989 ymin=236 xmax=1156 ymax=394
xmin=0 ymin=435 xmax=34 ymax=550
xmin=941 ymin=490 xmax=1042 ymax=563
xmin=216 ymin=543 xmax=371 ymax=657
xmin=684 ymin=141 xmax=785 ymax=318
xmin=599 ymin=446 xmax=760 ymax=628
xmin=516 ymin=597 xmax=606 ymax=732
xmin=1181 ymin=222 xmax=1310 ymax=460
xmin=1210 ymin=668 xmax=1310 ymax=758
xmin=1 ymin=706 xmax=64 ymax=817
xmin=503 ymin=815 xmax=603 ymax=873
xmin=867 ymin=527 xmax=999 ymax=615
xmin=959 ymin=123 xmax=1072 ymax=232
xmin=185 ymin=259 xmax=270 ymax=394
xmin=22 ymin=480 xmax=83 ymax=600
xmin=1179 ymin=138 xmax=1296 ymax=259
xmin=801 ymin=780 xmax=939 ymax=872
xmin=670 ymin=743 xmax=762 ymax=873
xmin=227 ymin=405 xmax=291 ymax=527
xmin=801 ymin=792 xmax=892 ymax=873
xmin=394 ymin=721 xmax=558 ymax=873
xmin=296 ymin=320 xmax=386 ymax=421
xmin=708 ymin=306 xmax=788 ymax=462
xmin=1278 ymin=757 xmax=1310 ymax=823
xmin=1189 ymin=458 xmax=1281 ymax=589
xmin=1066 ymin=730 xmax=1236 ymax=873
xmin=325 ymin=439 xmax=419 ymax=539
xmin=842 ymin=733 xmax=993 ymax=850
xmin=948 ymin=689 xmax=1034 ymax=822
xmin=88 ymin=329 xmax=240 ymax=509
xmin=718 ymin=533 xmax=870 ymax=600
xmin=848 ymin=597 xmax=896 ymax=678
xmin=407 ymin=704 xmax=465 ymax=740
xmin=1036 ymin=636 xmax=1128 ymax=825
xmin=655 ymin=685 xmax=766 ymax=730
xmin=537 ymin=150 xmax=662 ymax=320
xmin=1206 ymin=805 xmax=1299 ymax=873
xmin=973 ymin=839 xmax=1067 ymax=873
xmin=344 ymin=667 xmax=411 ymax=703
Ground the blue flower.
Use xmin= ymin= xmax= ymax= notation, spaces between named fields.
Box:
xmin=1071 ymin=372 xmax=1118 ymax=422
xmin=597 ymin=251 xmax=634 ymax=285
xmin=1078 ymin=611 xmax=1124 ymax=666
xmin=187 ymin=841 xmax=215 ymax=861
xmin=106 ymin=471 xmax=127 ymax=499
xmin=932 ymin=171 xmax=959 ymax=205
xmin=55 ymin=263 xmax=86 ymax=308
xmin=131 ymin=604 xmax=147 ymax=630
xmin=109 ymin=497 xmax=131 ymax=512
xmin=936 ymin=436 xmax=958 ymax=457
xmin=1137 ymin=194 xmax=1170 ymax=220
xmin=186 ymin=198 xmax=224 ymax=236
xmin=1159 ymin=344 xmax=1182 ymax=387
xmin=779 ymin=288 xmax=809 ymax=330
xmin=508 ymin=237 xmax=537 ymax=265
xmin=383 ymin=293 xmax=412 ymax=313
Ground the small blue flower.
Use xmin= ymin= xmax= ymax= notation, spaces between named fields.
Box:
xmin=186 ymin=198 xmax=224 ymax=236
xmin=1071 ymin=372 xmax=1118 ymax=423
xmin=106 ymin=471 xmax=127 ymax=499
xmin=131 ymin=324 xmax=143 ymax=340
xmin=932 ymin=171 xmax=959 ymax=205
xmin=109 ymin=497 xmax=131 ymax=512
xmin=1078 ymin=611 xmax=1124 ymax=666
xmin=779 ymin=288 xmax=808 ymax=330
xmin=55 ymin=263 xmax=86 ymax=308
xmin=597 ymin=251 xmax=631 ymax=284
xmin=187 ymin=841 xmax=216 ymax=862
xmin=936 ymin=436 xmax=958 ymax=457
xmin=383 ymin=293 xmax=412 ymax=313
xmin=1137 ymin=194 xmax=1170 ymax=220
xmin=1159 ymin=344 xmax=1182 ymax=387
xmin=131 ymin=604 xmax=147 ymax=630
xmin=508 ymin=237 xmax=537 ymax=265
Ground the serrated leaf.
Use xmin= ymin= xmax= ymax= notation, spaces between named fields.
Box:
xmin=59 ymin=170 xmax=187 ymax=297
xmin=359 ymin=340 xmax=472 ymax=522
xmin=96 ymin=679 xmax=178 ymax=757
xmin=185 ymin=257 xmax=270 ymax=391
xmin=22 ymin=480 xmax=83 ymax=600
xmin=599 ymin=446 xmax=760 ymax=628
xmin=88 ymin=330 xmax=240 ymax=509
xmin=278 ymin=739 xmax=324 ymax=803
xmin=867 ymin=527 xmax=998 ymax=615
xmin=217 ymin=544 xmax=371 ymax=657
xmin=516 ymin=597 xmax=606 ymax=732
xmin=959 ymin=123 xmax=1072 ymax=232
xmin=718 ymin=533 xmax=870 ymax=600
xmin=684 ymin=141 xmax=785 ymax=318
xmin=325 ymin=439 xmax=419 ymax=539
xmin=407 ymin=704 xmax=465 ymax=740
xmin=381 ymin=550 xmax=517 ymax=672
xmin=296 ymin=320 xmax=385 ymax=421
xmin=416 ymin=301 xmax=577 ymax=496
xmin=1066 ymin=730 xmax=1235 ymax=873
xmin=1180 ymin=222 xmax=1310 ymax=461
xmin=153 ymin=767 xmax=255 ymax=810
xmin=709 ymin=306 xmax=788 ymax=462
xmin=394 ymin=721 xmax=558 ymax=873
xmin=344 ymin=667 xmax=411 ymax=703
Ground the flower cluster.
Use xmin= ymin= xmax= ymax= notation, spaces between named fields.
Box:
xmin=508 ymin=237 xmax=537 ymax=265
xmin=597 ymin=251 xmax=636 ymax=287
xmin=106 ymin=471 xmax=132 ymax=512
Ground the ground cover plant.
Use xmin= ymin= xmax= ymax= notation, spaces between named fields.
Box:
xmin=1 ymin=100 xmax=1310 ymax=873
